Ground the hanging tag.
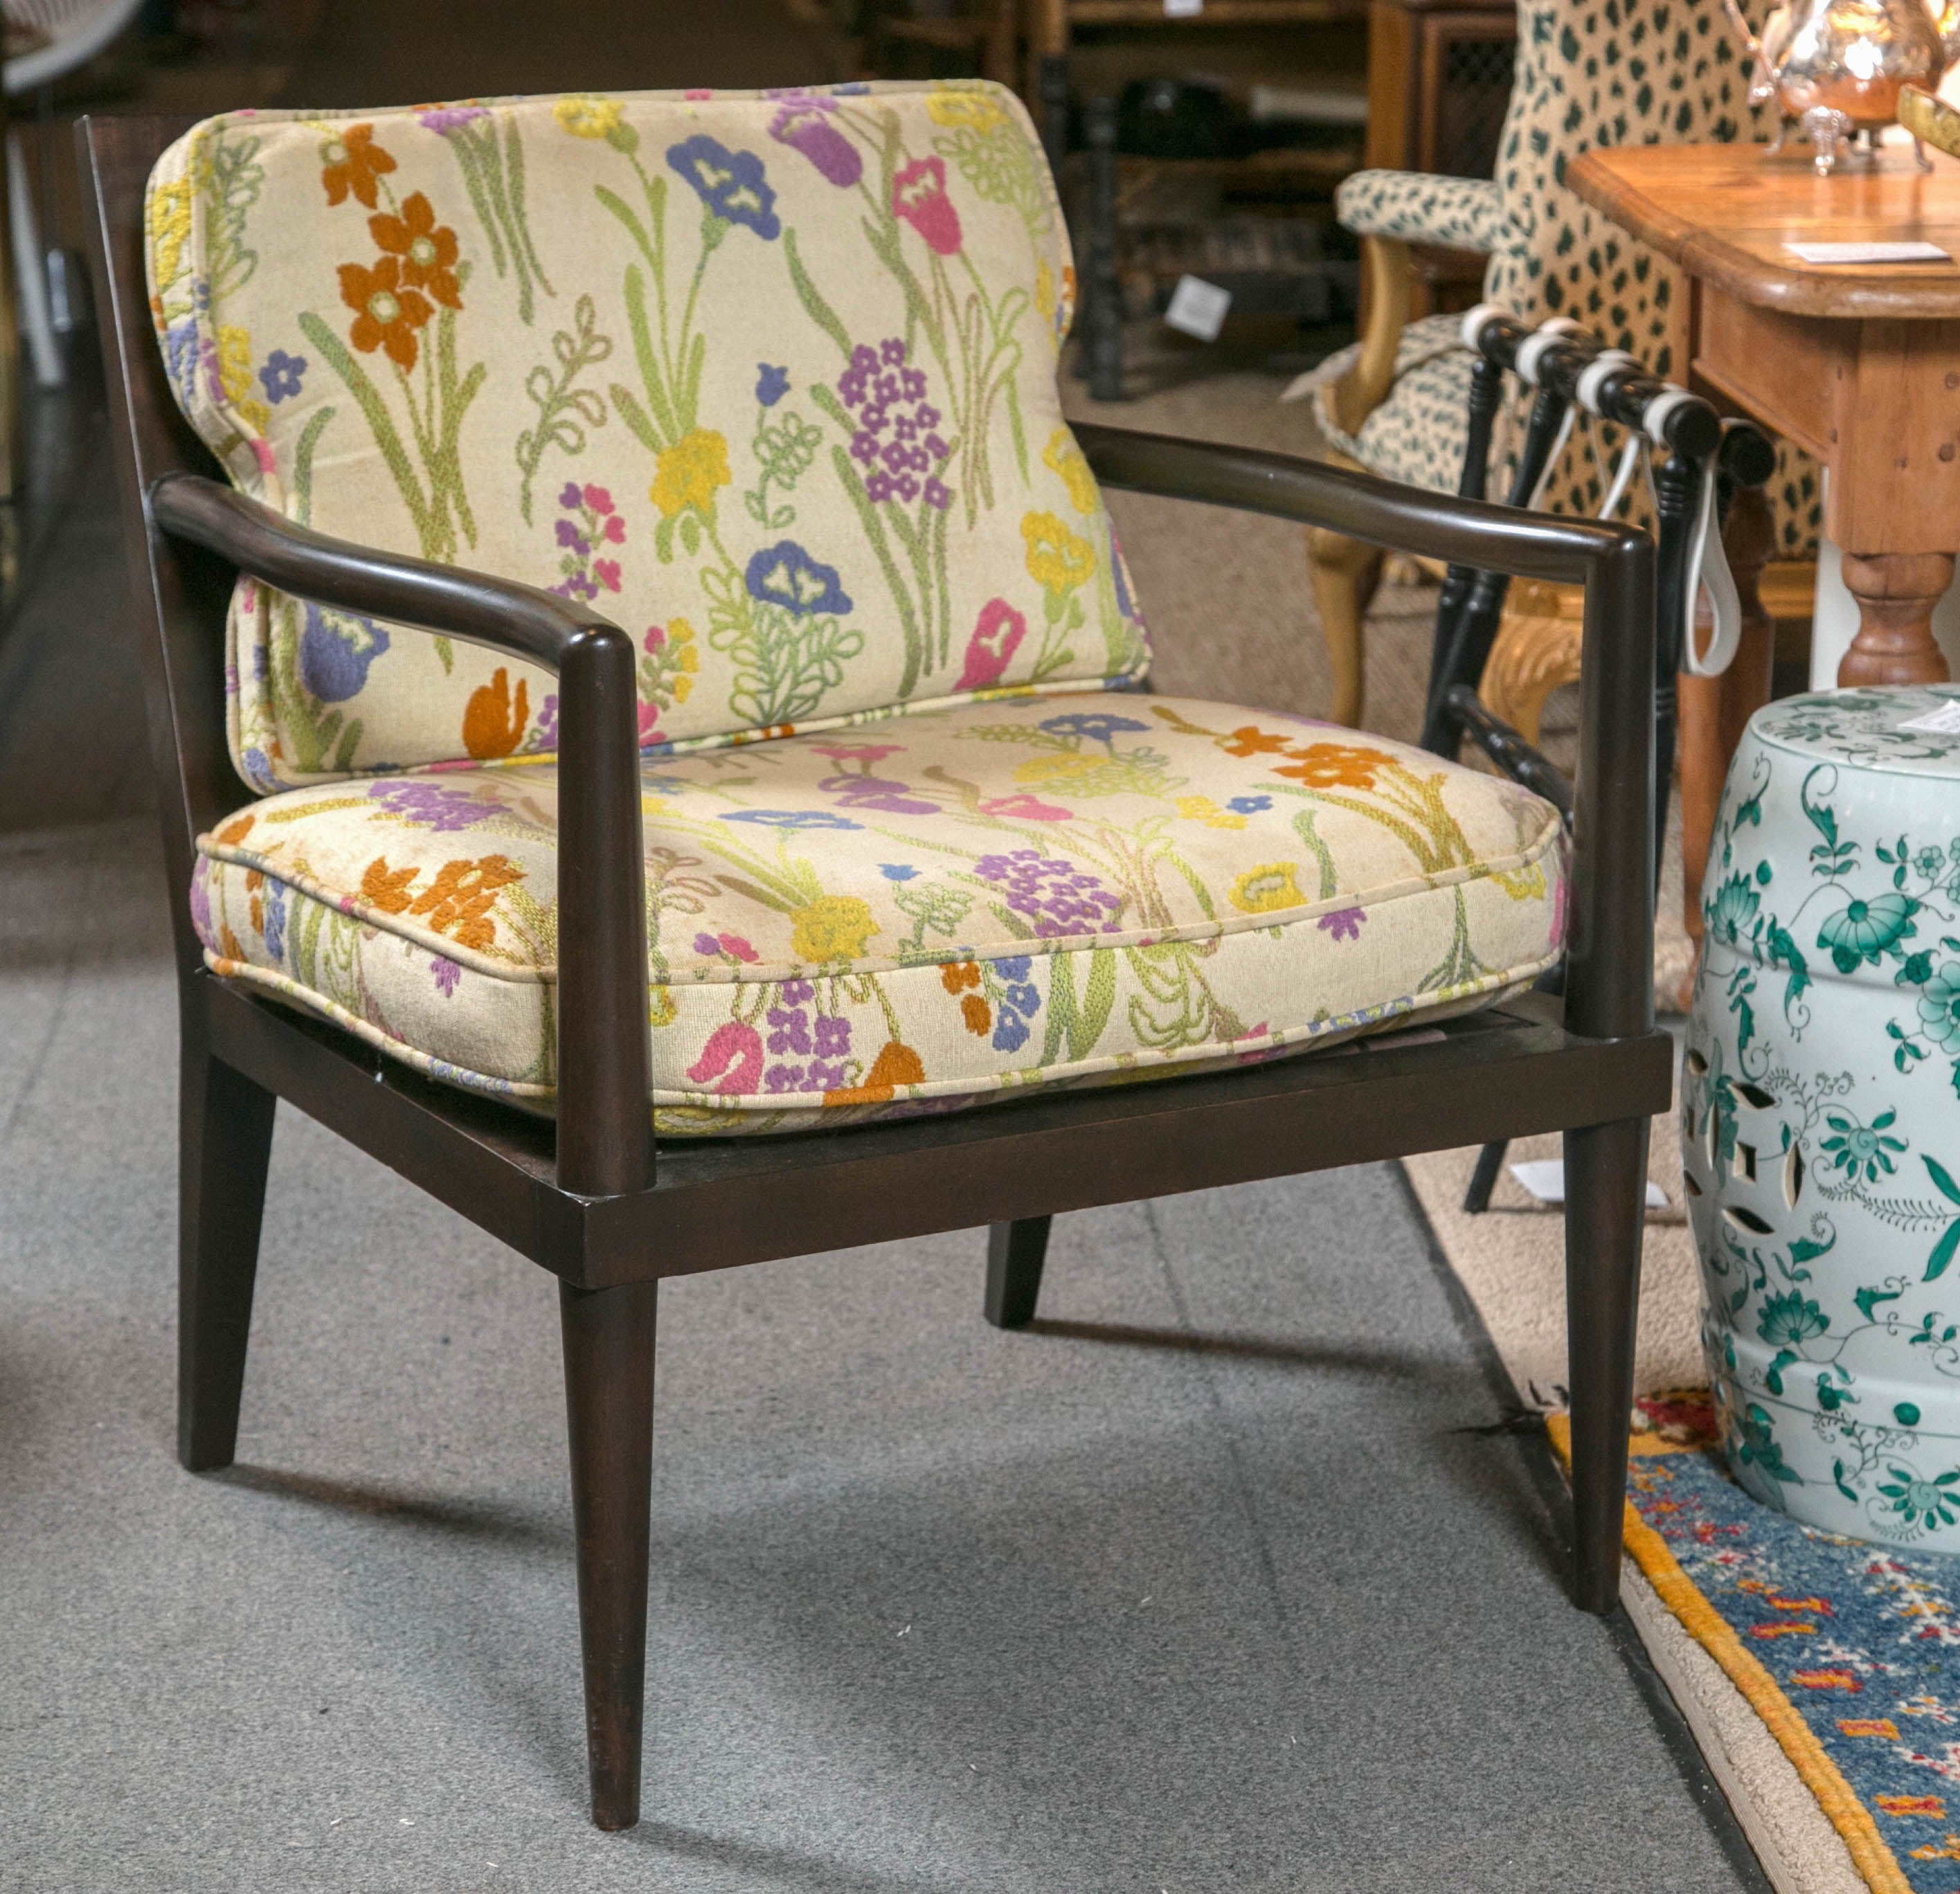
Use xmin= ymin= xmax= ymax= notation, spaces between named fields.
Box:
xmin=1165 ymin=275 xmax=1232 ymax=341
xmin=1683 ymin=462 xmax=1742 ymax=678
xmin=1897 ymin=699 xmax=1960 ymax=734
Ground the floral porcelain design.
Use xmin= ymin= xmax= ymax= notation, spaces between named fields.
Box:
xmin=1687 ymin=687 xmax=1960 ymax=1549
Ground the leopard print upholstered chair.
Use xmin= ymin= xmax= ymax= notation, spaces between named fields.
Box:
xmin=1306 ymin=0 xmax=1822 ymax=729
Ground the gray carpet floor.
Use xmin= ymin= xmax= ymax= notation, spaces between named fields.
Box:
xmin=0 ymin=809 xmax=1763 ymax=1890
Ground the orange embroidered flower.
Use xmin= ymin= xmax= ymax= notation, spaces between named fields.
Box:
xmin=961 ymin=994 xmax=991 ymax=1036
xmin=360 ymin=858 xmax=419 ymax=913
xmin=369 ymin=192 xmax=462 ymax=309
xmin=1839 ymin=1719 xmax=1900 ymax=1740
xmin=462 ymin=666 xmax=530 ymax=759
xmin=1273 ymin=743 xmax=1396 ymax=791
xmin=215 ymin=813 xmax=255 ymax=847
xmin=321 ymin=123 xmax=397 ymax=209
xmin=824 ymin=1040 xmax=925 ymax=1108
xmin=406 ymin=855 xmax=523 ymax=953
xmin=1219 ymin=725 xmax=1293 ymax=758
xmin=940 ymin=959 xmax=981 ymax=993
xmin=338 ymin=255 xmax=433 ymax=370
xmin=1792 ymin=1668 xmax=1861 ymax=1691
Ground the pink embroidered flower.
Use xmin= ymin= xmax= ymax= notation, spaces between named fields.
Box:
xmin=892 ymin=155 xmax=962 ymax=256
xmin=956 ymin=598 xmax=1027 ymax=691
xmin=593 ymin=557 xmax=622 ymax=592
xmin=811 ymin=743 xmax=903 ymax=764
xmin=638 ymin=701 xmax=665 ymax=744
xmin=251 ymin=438 xmax=278 ymax=476
xmin=978 ymin=793 xmax=1072 ymax=823
xmin=687 ymin=1020 xmax=762 ymax=1095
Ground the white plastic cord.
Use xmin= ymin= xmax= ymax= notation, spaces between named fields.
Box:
xmin=1529 ymin=404 xmax=1579 ymax=508
xmin=1597 ymin=431 xmax=1646 ymax=520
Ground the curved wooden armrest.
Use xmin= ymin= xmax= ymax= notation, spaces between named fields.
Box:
xmin=147 ymin=471 xmax=654 ymax=1198
xmin=1076 ymin=422 xmax=1655 ymax=1043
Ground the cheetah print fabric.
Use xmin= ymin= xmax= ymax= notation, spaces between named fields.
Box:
xmin=1318 ymin=0 xmax=1822 ymax=558
xmin=1333 ymin=172 xmax=1503 ymax=253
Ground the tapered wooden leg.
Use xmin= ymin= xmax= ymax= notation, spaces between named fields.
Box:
xmin=1838 ymin=550 xmax=1954 ymax=687
xmin=179 ymin=1046 xmax=276 ymax=1472
xmin=1304 ymin=525 xmax=1382 ymax=728
xmin=560 ymin=1277 xmax=658 ymax=1830
xmin=1562 ymin=1117 xmax=1648 ymax=1614
xmin=985 ymin=1216 xmax=1051 ymax=1328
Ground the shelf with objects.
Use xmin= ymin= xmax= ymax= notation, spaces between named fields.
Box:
xmin=1029 ymin=0 xmax=1374 ymax=397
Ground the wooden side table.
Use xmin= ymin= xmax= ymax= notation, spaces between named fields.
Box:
xmin=1569 ymin=142 xmax=1960 ymax=687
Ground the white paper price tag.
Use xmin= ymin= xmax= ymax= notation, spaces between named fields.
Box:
xmin=1165 ymin=274 xmax=1232 ymax=341
xmin=1897 ymin=698 xmax=1960 ymax=734
xmin=1784 ymin=240 xmax=1950 ymax=264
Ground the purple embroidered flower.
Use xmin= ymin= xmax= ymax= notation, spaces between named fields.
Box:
xmin=432 ymin=956 xmax=462 ymax=995
xmin=744 ymin=541 xmax=852 ymax=618
xmin=1318 ymin=908 xmax=1366 ymax=942
xmin=556 ymin=518 xmax=588 ymax=552
xmin=298 ymin=602 xmax=390 ymax=702
xmin=763 ymin=983 xmax=852 ymax=1092
xmin=756 ymin=362 xmax=790 ymax=407
xmin=768 ymin=95 xmax=861 ymax=187
xmin=666 ymin=134 xmax=781 ymax=239
xmin=262 ymin=879 xmax=287 ymax=962
xmin=530 ymin=694 xmax=559 ymax=750
xmin=818 ymin=772 xmax=938 ymax=817
xmin=836 ymin=337 xmax=953 ymax=513
xmin=767 ymin=1004 xmax=812 ymax=1057
xmin=973 ymin=851 xmax=1123 ymax=937
xmin=417 ymin=105 xmax=490 ymax=135
xmin=258 ymin=349 xmax=306 ymax=404
xmin=367 ymin=779 xmax=501 ymax=832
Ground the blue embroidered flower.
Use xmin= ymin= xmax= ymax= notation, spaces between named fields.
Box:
xmin=258 ymin=349 xmax=307 ymax=404
xmin=1039 ymin=712 xmax=1149 ymax=746
xmin=262 ymin=879 xmax=287 ymax=962
xmin=744 ymin=541 xmax=852 ymax=617
xmin=665 ymin=135 xmax=781 ymax=239
xmin=298 ymin=602 xmax=390 ymax=702
xmin=1226 ymin=795 xmax=1271 ymax=815
xmin=880 ymin=864 xmax=919 ymax=881
xmin=241 ymin=746 xmax=276 ymax=791
xmin=989 ymin=954 xmax=1041 ymax=1052
xmin=756 ymin=363 xmax=791 ymax=406
xmin=718 ymin=809 xmax=862 ymax=830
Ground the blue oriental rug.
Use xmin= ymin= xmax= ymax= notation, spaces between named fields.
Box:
xmin=1553 ymin=1393 xmax=1960 ymax=1893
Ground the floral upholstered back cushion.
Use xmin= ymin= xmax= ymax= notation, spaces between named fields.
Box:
xmin=147 ymin=84 xmax=1146 ymax=791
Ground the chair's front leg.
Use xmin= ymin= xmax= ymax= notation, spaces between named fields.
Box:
xmin=179 ymin=1038 xmax=276 ymax=1472
xmin=560 ymin=1277 xmax=658 ymax=1829
xmin=1561 ymin=1116 xmax=1648 ymax=1612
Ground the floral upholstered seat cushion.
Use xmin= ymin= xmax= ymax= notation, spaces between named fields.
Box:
xmin=191 ymin=692 xmax=1568 ymax=1135
xmin=147 ymin=84 xmax=1145 ymax=791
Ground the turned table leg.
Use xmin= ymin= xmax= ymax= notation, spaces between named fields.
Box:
xmin=1838 ymin=551 xmax=1954 ymax=687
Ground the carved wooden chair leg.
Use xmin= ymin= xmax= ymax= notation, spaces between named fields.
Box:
xmin=179 ymin=1043 xmax=276 ymax=1472
xmin=1304 ymin=525 xmax=1383 ymax=728
xmin=560 ymin=1277 xmax=658 ymax=1831
xmin=985 ymin=1216 xmax=1052 ymax=1328
xmin=1562 ymin=1115 xmax=1648 ymax=1613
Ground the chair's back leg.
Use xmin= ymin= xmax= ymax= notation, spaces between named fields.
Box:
xmin=1561 ymin=1115 xmax=1648 ymax=1613
xmin=559 ymin=1277 xmax=658 ymax=1830
xmin=985 ymin=1216 xmax=1052 ymax=1328
xmin=179 ymin=1044 xmax=276 ymax=1472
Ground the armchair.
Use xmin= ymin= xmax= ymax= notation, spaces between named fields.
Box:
xmin=82 ymin=87 xmax=1669 ymax=1835
xmin=1306 ymin=0 xmax=1822 ymax=731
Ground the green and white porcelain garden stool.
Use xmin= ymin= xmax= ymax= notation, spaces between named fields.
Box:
xmin=1687 ymin=686 xmax=1960 ymax=1550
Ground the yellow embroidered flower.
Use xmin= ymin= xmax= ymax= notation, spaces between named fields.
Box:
xmin=1021 ymin=510 xmax=1095 ymax=594
xmin=648 ymin=985 xmax=678 ymax=1028
xmin=670 ymin=615 xmax=700 ymax=703
xmin=555 ymin=95 xmax=623 ymax=140
xmin=651 ymin=429 xmax=731 ymax=518
xmin=215 ymin=325 xmax=270 ymax=433
xmin=1176 ymin=795 xmax=1247 ymax=831
xmin=1043 ymin=428 xmax=1098 ymax=515
xmin=790 ymin=894 xmax=879 ymax=965
xmin=926 ymin=85 xmax=1007 ymax=133
xmin=147 ymin=179 xmax=192 ymax=289
xmin=1229 ymin=864 xmax=1307 ymax=915
xmin=1034 ymin=260 xmax=1056 ymax=323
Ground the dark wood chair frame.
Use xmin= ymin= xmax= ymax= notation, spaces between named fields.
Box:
xmin=81 ymin=111 xmax=1672 ymax=1832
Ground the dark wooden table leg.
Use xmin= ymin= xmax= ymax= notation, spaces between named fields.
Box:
xmin=179 ymin=1046 xmax=276 ymax=1472
xmin=560 ymin=1277 xmax=658 ymax=1831
xmin=1838 ymin=550 xmax=1954 ymax=687
xmin=985 ymin=1216 xmax=1052 ymax=1328
xmin=1562 ymin=1116 xmax=1648 ymax=1614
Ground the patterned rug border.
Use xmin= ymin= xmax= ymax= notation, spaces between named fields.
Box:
xmin=1548 ymin=1407 xmax=1911 ymax=1894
